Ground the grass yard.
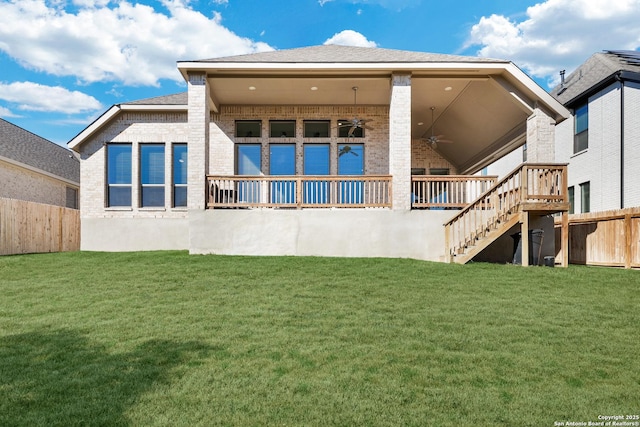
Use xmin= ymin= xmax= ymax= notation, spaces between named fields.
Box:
xmin=0 ymin=251 xmax=638 ymax=426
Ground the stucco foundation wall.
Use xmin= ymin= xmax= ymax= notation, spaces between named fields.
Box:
xmin=81 ymin=218 xmax=189 ymax=251
xmin=190 ymin=209 xmax=455 ymax=261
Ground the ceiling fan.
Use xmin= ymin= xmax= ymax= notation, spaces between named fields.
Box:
xmin=422 ymin=106 xmax=453 ymax=148
xmin=338 ymin=86 xmax=374 ymax=137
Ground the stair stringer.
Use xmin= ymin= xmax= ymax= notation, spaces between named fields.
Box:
xmin=452 ymin=211 xmax=522 ymax=264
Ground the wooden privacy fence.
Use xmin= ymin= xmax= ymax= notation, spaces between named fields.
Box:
xmin=0 ymin=198 xmax=80 ymax=255
xmin=554 ymin=207 xmax=640 ymax=269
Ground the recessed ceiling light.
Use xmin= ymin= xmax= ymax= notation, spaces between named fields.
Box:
xmin=417 ymin=122 xmax=424 ymax=126
xmin=248 ymin=86 xmax=256 ymax=91
xmin=444 ymin=86 xmax=453 ymax=91
xmin=310 ymin=86 xmax=318 ymax=91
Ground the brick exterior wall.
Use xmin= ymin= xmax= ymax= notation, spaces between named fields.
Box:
xmin=209 ymin=105 xmax=390 ymax=176
xmin=410 ymin=141 xmax=457 ymax=174
xmin=188 ymin=73 xmax=210 ymax=210
xmin=555 ymin=82 xmax=625 ymax=213
xmin=80 ymin=97 xmax=459 ymax=218
xmin=389 ymin=74 xmax=412 ymax=210
xmin=0 ymin=159 xmax=77 ymax=207
xmin=623 ymin=81 xmax=640 ymax=208
xmin=78 ymin=111 xmax=189 ymax=219
xmin=526 ymin=107 xmax=556 ymax=163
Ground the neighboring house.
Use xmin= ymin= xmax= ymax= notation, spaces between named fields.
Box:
xmin=487 ymin=50 xmax=640 ymax=215
xmin=552 ymin=50 xmax=640 ymax=214
xmin=69 ymin=45 xmax=570 ymax=263
xmin=0 ymin=118 xmax=79 ymax=208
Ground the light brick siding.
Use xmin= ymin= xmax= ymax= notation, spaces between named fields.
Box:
xmin=82 ymin=99 xmax=460 ymax=217
xmin=525 ymin=107 xmax=555 ymax=163
xmin=0 ymin=159 xmax=77 ymax=207
xmin=79 ymin=112 xmax=189 ymax=219
xmin=187 ymin=73 xmax=210 ymax=210
xmin=389 ymin=74 xmax=412 ymax=210
xmin=556 ymin=82 xmax=624 ymax=212
xmin=411 ymin=141 xmax=457 ymax=174
xmin=210 ymin=105 xmax=390 ymax=176
xmin=623 ymin=81 xmax=640 ymax=207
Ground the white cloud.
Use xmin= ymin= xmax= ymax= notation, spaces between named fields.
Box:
xmin=0 ymin=82 xmax=102 ymax=114
xmin=0 ymin=0 xmax=274 ymax=87
xmin=465 ymin=0 xmax=640 ymax=86
xmin=318 ymin=0 xmax=419 ymax=9
xmin=0 ymin=106 xmax=20 ymax=118
xmin=324 ymin=30 xmax=377 ymax=48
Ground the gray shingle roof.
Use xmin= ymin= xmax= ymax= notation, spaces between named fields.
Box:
xmin=0 ymin=118 xmax=79 ymax=183
xmin=551 ymin=51 xmax=640 ymax=105
xmin=189 ymin=44 xmax=508 ymax=64
xmin=124 ymin=92 xmax=187 ymax=105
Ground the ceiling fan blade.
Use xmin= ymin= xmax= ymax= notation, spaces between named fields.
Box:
xmin=363 ymin=124 xmax=374 ymax=130
xmin=347 ymin=126 xmax=357 ymax=137
xmin=438 ymin=139 xmax=454 ymax=144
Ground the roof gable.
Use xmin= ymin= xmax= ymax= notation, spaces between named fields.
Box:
xmin=551 ymin=51 xmax=640 ymax=105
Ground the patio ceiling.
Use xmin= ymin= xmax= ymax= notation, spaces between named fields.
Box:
xmin=206 ymin=70 xmax=556 ymax=174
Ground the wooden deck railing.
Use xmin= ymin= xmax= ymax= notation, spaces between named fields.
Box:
xmin=411 ymin=175 xmax=498 ymax=209
xmin=444 ymin=163 xmax=568 ymax=257
xmin=207 ymin=175 xmax=392 ymax=209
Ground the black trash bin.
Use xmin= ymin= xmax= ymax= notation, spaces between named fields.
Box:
xmin=511 ymin=229 xmax=544 ymax=265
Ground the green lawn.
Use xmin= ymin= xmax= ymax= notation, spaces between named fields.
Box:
xmin=0 ymin=251 xmax=638 ymax=426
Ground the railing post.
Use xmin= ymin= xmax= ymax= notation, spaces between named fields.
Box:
xmin=521 ymin=164 xmax=529 ymax=202
xmin=296 ymin=176 xmax=303 ymax=209
xmin=560 ymin=211 xmax=569 ymax=267
xmin=521 ymin=211 xmax=530 ymax=267
xmin=444 ymin=223 xmax=451 ymax=263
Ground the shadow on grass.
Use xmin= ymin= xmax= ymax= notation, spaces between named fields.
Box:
xmin=0 ymin=329 xmax=212 ymax=426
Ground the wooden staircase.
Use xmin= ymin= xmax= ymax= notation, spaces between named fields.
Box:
xmin=444 ymin=163 xmax=570 ymax=265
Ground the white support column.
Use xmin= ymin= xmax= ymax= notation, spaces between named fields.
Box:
xmin=526 ymin=107 xmax=555 ymax=163
xmin=187 ymin=72 xmax=210 ymax=210
xmin=389 ymin=73 xmax=412 ymax=210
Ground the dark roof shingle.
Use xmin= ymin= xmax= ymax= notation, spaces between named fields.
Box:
xmin=551 ymin=51 xmax=640 ymax=105
xmin=0 ymin=118 xmax=79 ymax=183
xmin=188 ymin=44 xmax=508 ymax=64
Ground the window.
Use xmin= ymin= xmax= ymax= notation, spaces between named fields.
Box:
xmin=236 ymin=144 xmax=262 ymax=175
xmin=270 ymin=120 xmax=296 ymax=138
xmin=107 ymin=143 xmax=132 ymax=207
xmin=568 ymin=186 xmax=574 ymax=214
xmin=236 ymin=144 xmax=262 ymax=203
xmin=304 ymin=144 xmax=330 ymax=204
xmin=304 ymin=121 xmax=330 ymax=138
xmin=522 ymin=143 xmax=528 ymax=162
xmin=270 ymin=144 xmax=296 ymax=203
xmin=66 ymin=187 xmax=78 ymax=209
xmin=235 ymin=120 xmax=261 ymax=138
xmin=580 ymin=181 xmax=590 ymax=213
xmin=338 ymin=144 xmax=363 ymax=204
xmin=338 ymin=120 xmax=364 ymax=138
xmin=140 ymin=144 xmax=165 ymax=207
xmin=173 ymin=144 xmax=187 ymax=207
xmin=574 ymin=104 xmax=588 ymax=153
xmin=304 ymin=144 xmax=330 ymax=175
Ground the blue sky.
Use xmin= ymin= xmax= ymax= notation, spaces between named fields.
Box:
xmin=0 ymin=0 xmax=639 ymax=146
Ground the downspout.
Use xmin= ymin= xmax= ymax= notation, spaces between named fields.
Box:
xmin=617 ymin=74 xmax=625 ymax=209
